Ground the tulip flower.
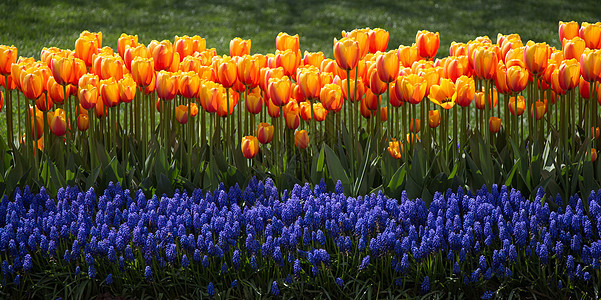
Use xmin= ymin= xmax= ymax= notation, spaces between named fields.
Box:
xmin=559 ymin=21 xmax=579 ymax=44
xmin=0 ymin=90 xmax=3 ymax=112
xmin=410 ymin=118 xmax=421 ymax=133
xmin=48 ymin=108 xmax=67 ymax=136
xmin=428 ymin=78 xmax=456 ymax=109
xmin=237 ymin=55 xmax=260 ymax=88
xmin=119 ymin=76 xmax=137 ymax=103
xmin=453 ymin=75 xmax=475 ymax=107
xmin=216 ymin=56 xmax=238 ymax=88
xmin=488 ymin=116 xmax=501 ymax=133
xmin=151 ymin=40 xmax=175 ymax=71
xmin=75 ymin=34 xmax=99 ymax=67
xmin=246 ymin=89 xmax=263 ymax=114
xmin=368 ymin=28 xmax=389 ymax=53
xmin=508 ymin=95 xmax=526 ymax=116
xmin=531 ymin=100 xmax=546 ymax=120
xmin=0 ymin=45 xmax=17 ymax=76
xmin=333 ymin=38 xmax=360 ymax=70
xmin=268 ymin=76 xmax=291 ymax=107
xmin=397 ymin=45 xmax=420 ymax=68
xmin=388 ymin=138 xmax=402 ymax=159
xmin=471 ymin=47 xmax=498 ymax=80
xmin=216 ymin=89 xmax=238 ymax=117
xmin=100 ymin=78 xmax=120 ymax=108
xmin=368 ymin=66 xmax=387 ymax=95
xmin=551 ymin=68 xmax=567 ymax=95
xmin=178 ymin=72 xmax=200 ymax=99
xmin=230 ymin=38 xmax=251 ymax=57
xmin=343 ymin=28 xmax=370 ymax=58
xmin=563 ymin=37 xmax=586 ymax=61
xmin=303 ymin=51 xmax=325 ymax=68
xmin=131 ymin=57 xmax=155 ymax=87
xmin=429 ymin=110 xmax=440 ymax=128
xmin=77 ymin=113 xmax=89 ymax=131
xmin=341 ymin=78 xmax=365 ymax=103
xmin=275 ymin=49 xmax=300 ymax=77
xmin=175 ymin=105 xmax=189 ymax=124
xmin=276 ymin=32 xmax=300 ymax=53
xmin=117 ymin=33 xmax=138 ymax=59
xmin=592 ymin=148 xmax=598 ymax=162
xmin=298 ymin=69 xmax=321 ymax=100
xmin=241 ymin=136 xmax=260 ymax=159
xmin=294 ymin=130 xmax=309 ymax=149
xmin=376 ymin=50 xmax=399 ymax=83
xmin=579 ymin=22 xmax=601 ymax=49
xmin=394 ymin=74 xmax=427 ymax=105
xmin=29 ymin=107 xmax=44 ymax=140
xmin=558 ymin=59 xmax=580 ymax=90
xmin=506 ymin=66 xmax=528 ymax=93
xmin=580 ymin=49 xmax=601 ymax=82
xmin=20 ymin=67 xmax=45 ymax=100
xmin=443 ymin=55 xmax=470 ymax=82
xmin=123 ymin=45 xmax=147 ymax=71
xmin=256 ymin=123 xmax=274 ymax=144
xmin=320 ymin=83 xmax=343 ymax=112
xmin=523 ymin=42 xmax=548 ymax=75
xmin=46 ymin=76 xmax=65 ymax=105
xmin=474 ymin=89 xmax=499 ymax=110
xmin=156 ymin=70 xmax=179 ymax=100
xmin=416 ymin=30 xmax=440 ymax=60
xmin=284 ymin=101 xmax=301 ymax=130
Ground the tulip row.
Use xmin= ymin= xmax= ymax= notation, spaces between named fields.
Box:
xmin=1 ymin=179 xmax=600 ymax=298
xmin=0 ymin=22 xmax=601 ymax=188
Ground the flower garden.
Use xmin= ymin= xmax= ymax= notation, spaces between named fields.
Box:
xmin=1 ymin=14 xmax=601 ymax=298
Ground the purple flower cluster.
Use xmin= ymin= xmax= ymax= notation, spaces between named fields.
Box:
xmin=0 ymin=180 xmax=599 ymax=296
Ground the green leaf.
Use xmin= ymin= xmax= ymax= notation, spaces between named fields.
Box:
xmin=323 ymin=143 xmax=351 ymax=195
xmin=85 ymin=166 xmax=101 ymax=191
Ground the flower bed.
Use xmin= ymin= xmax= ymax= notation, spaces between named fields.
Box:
xmin=0 ymin=179 xmax=599 ymax=298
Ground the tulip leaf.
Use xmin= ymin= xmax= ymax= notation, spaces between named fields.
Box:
xmin=85 ymin=166 xmax=101 ymax=191
xmin=311 ymin=146 xmax=325 ymax=184
xmin=323 ymin=143 xmax=351 ymax=195
xmin=386 ymin=165 xmax=406 ymax=199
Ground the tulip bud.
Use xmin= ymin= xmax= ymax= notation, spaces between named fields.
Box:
xmin=77 ymin=113 xmax=89 ymax=131
xmin=294 ymin=130 xmax=309 ymax=149
xmin=241 ymin=136 xmax=259 ymax=159
xmin=387 ymin=138 xmax=402 ymax=159
xmin=49 ymin=108 xmax=67 ymax=136
xmin=428 ymin=110 xmax=440 ymax=128
xmin=592 ymin=148 xmax=598 ymax=162
xmin=410 ymin=118 xmax=421 ymax=133
xmin=488 ymin=116 xmax=501 ymax=134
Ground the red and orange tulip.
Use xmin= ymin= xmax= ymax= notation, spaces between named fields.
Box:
xmin=453 ymin=75 xmax=475 ymax=107
xmin=256 ymin=123 xmax=274 ymax=144
xmin=368 ymin=28 xmax=389 ymax=53
xmin=320 ymin=83 xmax=343 ymax=112
xmin=416 ymin=30 xmax=440 ymax=60
xmin=156 ymin=70 xmax=179 ymax=100
xmin=0 ymin=45 xmax=17 ymax=75
xmin=77 ymin=113 xmax=89 ymax=131
xmin=580 ymin=49 xmax=601 ymax=82
xmin=563 ymin=37 xmax=586 ymax=61
xmin=488 ymin=117 xmax=501 ymax=133
xmin=131 ymin=57 xmax=155 ymax=87
xmin=387 ymin=138 xmax=402 ymax=159
xmin=375 ymin=50 xmax=399 ymax=83
xmin=428 ymin=78 xmax=456 ymax=109
xmin=558 ymin=58 xmax=580 ymax=90
xmin=246 ymin=88 xmax=263 ymax=114
xmin=119 ymin=76 xmax=137 ymax=103
xmin=230 ymin=38 xmax=251 ymax=57
xmin=152 ymin=40 xmax=175 ymax=71
xmin=394 ymin=74 xmax=427 ymax=105
xmin=506 ymin=66 xmax=528 ymax=93
xmin=508 ymin=95 xmax=526 ymax=116
xmin=100 ymin=78 xmax=120 ymax=108
xmin=294 ymin=130 xmax=309 ymax=149
xmin=20 ymin=67 xmax=45 ymax=100
xmin=333 ymin=38 xmax=360 ymax=70
xmin=297 ymin=69 xmax=321 ymax=100
xmin=523 ymin=42 xmax=548 ymax=75
xmin=117 ymin=33 xmax=138 ymax=59
xmin=241 ymin=136 xmax=259 ymax=159
xmin=559 ymin=21 xmax=579 ymax=44
xmin=175 ymin=105 xmax=189 ymax=124
xmin=472 ymin=46 xmax=498 ymax=80
xmin=579 ymin=22 xmax=601 ymax=49
xmin=276 ymin=32 xmax=300 ymax=53
xmin=48 ymin=108 xmax=67 ymax=136
xmin=268 ymin=76 xmax=291 ymax=107
xmin=429 ymin=110 xmax=440 ymax=128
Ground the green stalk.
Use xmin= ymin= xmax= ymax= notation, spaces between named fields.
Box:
xmin=4 ymin=76 xmax=14 ymax=149
xmin=188 ymin=97 xmax=192 ymax=178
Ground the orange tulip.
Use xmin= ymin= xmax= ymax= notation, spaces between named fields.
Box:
xmin=333 ymin=38 xmax=360 ymax=70
xmin=0 ymin=90 xmax=3 ymax=112
xmin=474 ymin=89 xmax=499 ymax=110
xmin=276 ymin=32 xmax=300 ymax=53
xmin=394 ymin=74 xmax=427 ymax=105
xmin=375 ymin=50 xmax=399 ymax=83
xmin=78 ymin=84 xmax=98 ymax=110
xmin=230 ymin=37 xmax=251 ymax=57
xmin=275 ymin=49 xmax=300 ymax=77
xmin=360 ymin=92 xmax=377 ymax=118
xmin=29 ymin=107 xmax=44 ymax=140
xmin=74 ymin=34 xmax=99 ymax=67
xmin=368 ymin=28 xmax=389 ymax=53
xmin=100 ymin=78 xmax=120 ymax=108
xmin=579 ymin=22 xmax=601 ymax=49
xmin=119 ymin=76 xmax=137 ymax=103
xmin=558 ymin=58 xmax=580 ymax=90
xmin=488 ymin=117 xmax=501 ymax=133
xmin=49 ymin=108 xmax=67 ymax=137
xmin=156 ymin=70 xmax=178 ymax=100
xmin=453 ymin=75 xmax=475 ymax=107
xmin=152 ymin=40 xmax=174 ymax=71
xmin=580 ymin=77 xmax=591 ymax=99
xmin=298 ymin=69 xmax=321 ymax=100
xmin=312 ymin=102 xmax=328 ymax=122
xmin=284 ymin=101 xmax=301 ymax=130
xmin=303 ymin=51 xmax=325 ymax=67
xmin=367 ymin=66 xmax=387 ymax=95
xmin=268 ymin=76 xmax=291 ymax=107
xmin=506 ymin=66 xmax=528 ymax=93
xmin=198 ymin=81 xmax=221 ymax=113
xmin=472 ymin=46 xmax=498 ymax=80
xmin=256 ymin=123 xmax=275 ymax=144
xmin=508 ymin=95 xmax=526 ymax=116
xmin=237 ymin=55 xmax=260 ymax=87
xmin=428 ymin=110 xmax=440 ymax=128
xmin=531 ymin=100 xmax=546 ymax=120
xmin=443 ymin=55 xmax=470 ymax=82
xmin=563 ymin=37 xmax=586 ymax=61
xmin=123 ymin=45 xmax=147 ymax=71
xmin=559 ymin=21 xmax=579 ymax=44
xmin=428 ymin=78 xmax=456 ymax=109
xmin=343 ymin=28 xmax=370 ymax=58
xmin=592 ymin=148 xmax=598 ymax=162
xmin=0 ymin=45 xmax=17 ymax=76
xmin=341 ymin=78 xmax=365 ymax=103
xmin=216 ymin=89 xmax=238 ymax=117
xmin=216 ymin=56 xmax=238 ymax=88
xmin=100 ymin=56 xmax=125 ymax=81
xmin=175 ymin=105 xmax=189 ymax=124
xmin=46 ymin=76 xmax=65 ymax=105
xmin=397 ymin=45 xmax=420 ymax=68
xmin=580 ymin=49 xmax=601 ymax=82
xmin=320 ymin=83 xmax=343 ymax=112
xmin=77 ymin=113 xmax=89 ymax=131
xmin=387 ymin=138 xmax=402 ymax=159
xmin=117 ymin=33 xmax=138 ymax=59
xmin=174 ymin=35 xmax=195 ymax=58
xmin=416 ymin=30 xmax=440 ymax=60
xmin=551 ymin=68 xmax=566 ymax=95
xmin=131 ymin=57 xmax=155 ymax=87
xmin=409 ymin=118 xmax=421 ymax=133
xmin=20 ymin=67 xmax=45 ymax=100
xmin=524 ymin=42 xmax=548 ymax=75
xmin=35 ymin=93 xmax=53 ymax=112
xmin=241 ymin=136 xmax=259 ymax=159
xmin=294 ymin=130 xmax=309 ymax=149
xmin=178 ymin=72 xmax=200 ymax=98
xmin=246 ymin=89 xmax=263 ymax=114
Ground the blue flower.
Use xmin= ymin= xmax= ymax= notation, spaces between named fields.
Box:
xmin=14 ymin=275 xmax=20 ymax=287
xmin=231 ymin=279 xmax=238 ymax=288
xmin=144 ymin=266 xmax=153 ymax=282
xmin=207 ymin=282 xmax=215 ymax=298
xmin=481 ymin=290 xmax=494 ymax=299
xmin=420 ymin=276 xmax=429 ymax=294
xmin=105 ymin=274 xmax=113 ymax=285
xmin=23 ymin=254 xmax=32 ymax=272
xmin=294 ymin=259 xmax=301 ymax=277
xmin=220 ymin=262 xmax=228 ymax=274
xmin=271 ymin=281 xmax=280 ymax=297
xmin=88 ymin=265 xmax=96 ymax=278
xmin=284 ymin=274 xmax=293 ymax=285
xmin=453 ymin=262 xmax=460 ymax=275
xmin=335 ymin=277 xmax=344 ymax=287
xmin=74 ymin=266 xmax=81 ymax=276
xmin=181 ymin=254 xmax=189 ymax=269
xmin=202 ymin=255 xmax=210 ymax=269
xmin=359 ymin=255 xmax=370 ymax=271
xmin=250 ymin=256 xmax=257 ymax=271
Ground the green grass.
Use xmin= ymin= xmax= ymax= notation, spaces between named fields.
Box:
xmin=1 ymin=0 xmax=600 ymax=60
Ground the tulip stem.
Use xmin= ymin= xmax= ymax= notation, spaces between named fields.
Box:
xmin=4 ymin=76 xmax=13 ymax=149
xmin=188 ymin=97 xmax=192 ymax=178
